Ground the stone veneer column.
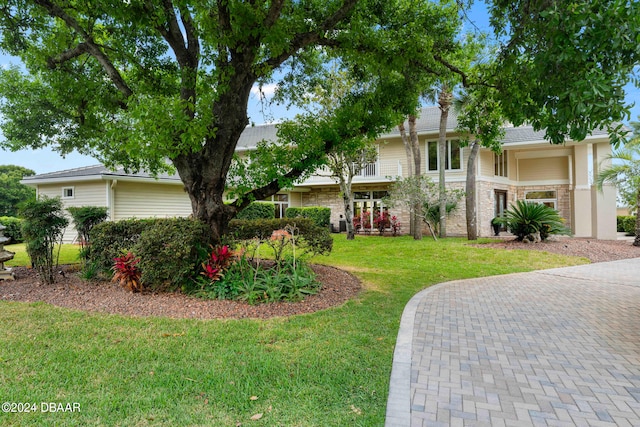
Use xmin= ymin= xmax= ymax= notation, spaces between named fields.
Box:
xmin=572 ymin=144 xmax=593 ymax=237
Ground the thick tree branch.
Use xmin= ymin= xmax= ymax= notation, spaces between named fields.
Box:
xmin=434 ymin=54 xmax=470 ymax=88
xmin=46 ymin=43 xmax=89 ymax=68
xmin=263 ymin=0 xmax=285 ymax=29
xmin=260 ymin=0 xmax=359 ymax=70
xmin=33 ymin=0 xmax=133 ymax=98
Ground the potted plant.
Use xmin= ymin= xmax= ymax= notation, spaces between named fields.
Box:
xmin=491 ymin=217 xmax=502 ymax=236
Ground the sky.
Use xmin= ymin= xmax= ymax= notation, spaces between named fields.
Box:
xmin=0 ymin=4 xmax=638 ymax=175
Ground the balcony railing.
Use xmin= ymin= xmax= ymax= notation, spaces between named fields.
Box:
xmin=298 ymin=159 xmax=403 ymax=185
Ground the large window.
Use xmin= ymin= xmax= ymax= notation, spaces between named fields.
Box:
xmin=494 ymin=151 xmax=508 ymax=177
xmin=525 ymin=191 xmax=557 ymax=209
xmin=353 ymin=191 xmax=389 ymax=229
xmin=267 ymin=194 xmax=289 ymax=218
xmin=427 ymin=140 xmax=462 ymax=171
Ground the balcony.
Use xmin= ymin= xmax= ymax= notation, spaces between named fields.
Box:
xmin=297 ymin=159 xmax=404 ymax=186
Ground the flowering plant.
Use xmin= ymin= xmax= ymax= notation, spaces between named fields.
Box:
xmin=112 ymin=252 xmax=142 ymax=292
xmin=201 ymin=245 xmax=235 ymax=282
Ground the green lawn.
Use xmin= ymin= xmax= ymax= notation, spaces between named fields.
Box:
xmin=4 ymin=243 xmax=81 ymax=267
xmin=0 ymin=236 xmax=588 ymax=426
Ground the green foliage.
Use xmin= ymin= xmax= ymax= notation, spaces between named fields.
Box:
xmin=235 ymin=202 xmax=275 ymax=220
xmin=490 ymin=0 xmax=640 ymax=146
xmin=88 ymin=219 xmax=153 ymax=271
xmin=497 ymin=200 xmax=571 ymax=241
xmin=617 ymin=216 xmax=637 ymax=236
xmin=131 ymin=218 xmax=213 ymax=292
xmin=0 ymin=165 xmax=35 ymax=217
xmin=285 ymin=206 xmax=331 ymax=228
xmin=0 ymin=216 xmax=23 ymax=243
xmin=18 ymin=196 xmax=69 ymax=284
xmin=66 ymin=206 xmax=109 ymax=253
xmin=228 ymin=218 xmax=332 ymax=256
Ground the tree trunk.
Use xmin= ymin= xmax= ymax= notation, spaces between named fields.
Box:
xmin=340 ymin=179 xmax=356 ymax=240
xmin=635 ymin=189 xmax=640 ymax=247
xmin=399 ymin=121 xmax=416 ymax=236
xmin=172 ymin=79 xmax=254 ymax=243
xmin=408 ymin=115 xmax=422 ymax=240
xmin=437 ymin=88 xmax=452 ymax=239
xmin=465 ymin=140 xmax=480 ymax=240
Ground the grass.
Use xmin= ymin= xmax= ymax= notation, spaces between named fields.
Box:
xmin=0 ymin=236 xmax=588 ymax=426
xmin=4 ymin=243 xmax=81 ymax=267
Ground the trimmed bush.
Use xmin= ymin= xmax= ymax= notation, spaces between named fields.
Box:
xmin=618 ymin=215 xmax=637 ymax=235
xmin=89 ymin=218 xmax=154 ymax=270
xmin=228 ymin=218 xmax=332 ymax=256
xmin=0 ymin=216 xmax=23 ymax=243
xmin=236 ymin=202 xmax=275 ymax=220
xmin=67 ymin=206 xmax=109 ymax=247
xmin=132 ymin=218 xmax=212 ymax=291
xmin=285 ymin=206 xmax=331 ymax=228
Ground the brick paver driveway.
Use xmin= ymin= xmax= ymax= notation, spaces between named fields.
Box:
xmin=386 ymin=258 xmax=640 ymax=427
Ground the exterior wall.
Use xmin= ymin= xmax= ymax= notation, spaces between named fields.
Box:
xmin=112 ymin=181 xmax=192 ymax=220
xmin=36 ymin=181 xmax=108 ymax=243
xmin=518 ymin=156 xmax=569 ymax=181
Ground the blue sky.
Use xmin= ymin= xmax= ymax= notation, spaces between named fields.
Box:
xmin=0 ymin=4 xmax=638 ymax=174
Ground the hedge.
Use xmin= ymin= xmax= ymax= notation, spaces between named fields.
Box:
xmin=89 ymin=217 xmax=213 ymax=291
xmin=236 ymin=202 xmax=276 ymax=220
xmin=89 ymin=218 xmax=154 ymax=270
xmin=132 ymin=218 xmax=212 ymax=291
xmin=0 ymin=216 xmax=23 ymax=243
xmin=285 ymin=206 xmax=331 ymax=228
xmin=228 ymin=218 xmax=332 ymax=256
xmin=617 ymin=215 xmax=637 ymax=236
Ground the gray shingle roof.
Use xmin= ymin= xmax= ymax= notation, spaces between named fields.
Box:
xmin=21 ymin=164 xmax=181 ymax=182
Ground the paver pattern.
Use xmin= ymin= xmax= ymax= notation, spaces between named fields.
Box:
xmin=386 ymin=258 xmax=640 ymax=427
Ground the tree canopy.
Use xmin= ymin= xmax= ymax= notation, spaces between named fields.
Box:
xmin=0 ymin=165 xmax=36 ymax=217
xmin=0 ymin=0 xmax=461 ymax=241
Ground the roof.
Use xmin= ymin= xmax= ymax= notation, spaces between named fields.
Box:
xmin=21 ymin=164 xmax=182 ymax=184
xmin=23 ymin=106 xmax=614 ymax=183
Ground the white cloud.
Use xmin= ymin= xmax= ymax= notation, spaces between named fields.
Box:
xmin=250 ymin=83 xmax=278 ymax=100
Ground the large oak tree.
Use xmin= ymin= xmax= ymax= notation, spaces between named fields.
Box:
xmin=0 ymin=0 xmax=460 ymax=242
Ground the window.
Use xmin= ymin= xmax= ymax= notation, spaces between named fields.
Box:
xmin=427 ymin=140 xmax=462 ymax=171
xmin=268 ymin=194 xmax=289 ymax=218
xmin=495 ymin=152 xmax=508 ymax=177
xmin=525 ymin=190 xmax=557 ymax=209
xmin=353 ymin=191 xmax=389 ymax=230
xmin=62 ymin=187 xmax=74 ymax=199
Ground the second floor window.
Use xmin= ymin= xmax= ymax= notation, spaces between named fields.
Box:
xmin=427 ymin=140 xmax=462 ymax=171
xmin=495 ymin=151 xmax=508 ymax=177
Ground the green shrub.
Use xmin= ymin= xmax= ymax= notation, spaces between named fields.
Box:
xmin=618 ymin=215 xmax=637 ymax=235
xmin=496 ymin=200 xmax=571 ymax=241
xmin=89 ymin=218 xmax=154 ymax=271
xmin=227 ymin=217 xmax=332 ymax=256
xmin=0 ymin=216 xmax=23 ymax=243
xmin=67 ymin=206 xmax=109 ymax=251
xmin=236 ymin=202 xmax=275 ymax=220
xmin=19 ymin=197 xmax=69 ymax=284
xmin=285 ymin=206 xmax=331 ymax=228
xmin=132 ymin=218 xmax=212 ymax=292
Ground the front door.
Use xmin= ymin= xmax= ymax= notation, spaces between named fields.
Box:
xmin=495 ymin=190 xmax=508 ymax=230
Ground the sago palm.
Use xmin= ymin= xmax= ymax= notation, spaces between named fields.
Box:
xmin=596 ymin=138 xmax=640 ymax=246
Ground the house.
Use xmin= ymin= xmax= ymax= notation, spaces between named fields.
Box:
xmin=22 ymin=107 xmax=618 ymax=242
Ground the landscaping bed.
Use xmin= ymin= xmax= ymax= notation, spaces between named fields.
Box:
xmin=0 ymin=264 xmax=360 ymax=319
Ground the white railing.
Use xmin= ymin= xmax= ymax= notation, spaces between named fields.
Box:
xmin=299 ymin=159 xmax=403 ymax=185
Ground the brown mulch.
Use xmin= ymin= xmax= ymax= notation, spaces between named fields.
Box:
xmin=1 ymin=237 xmax=638 ymax=320
xmin=474 ymin=236 xmax=640 ymax=264
xmin=0 ymin=264 xmax=361 ymax=320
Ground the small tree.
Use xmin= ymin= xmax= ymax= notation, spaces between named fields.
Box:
xmin=19 ymin=197 xmax=69 ymax=284
xmin=384 ymin=175 xmax=464 ymax=240
xmin=67 ymin=206 xmax=109 ymax=256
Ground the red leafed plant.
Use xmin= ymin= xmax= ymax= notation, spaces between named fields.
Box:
xmin=201 ymin=245 xmax=235 ymax=282
xmin=112 ymin=252 xmax=143 ymax=292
